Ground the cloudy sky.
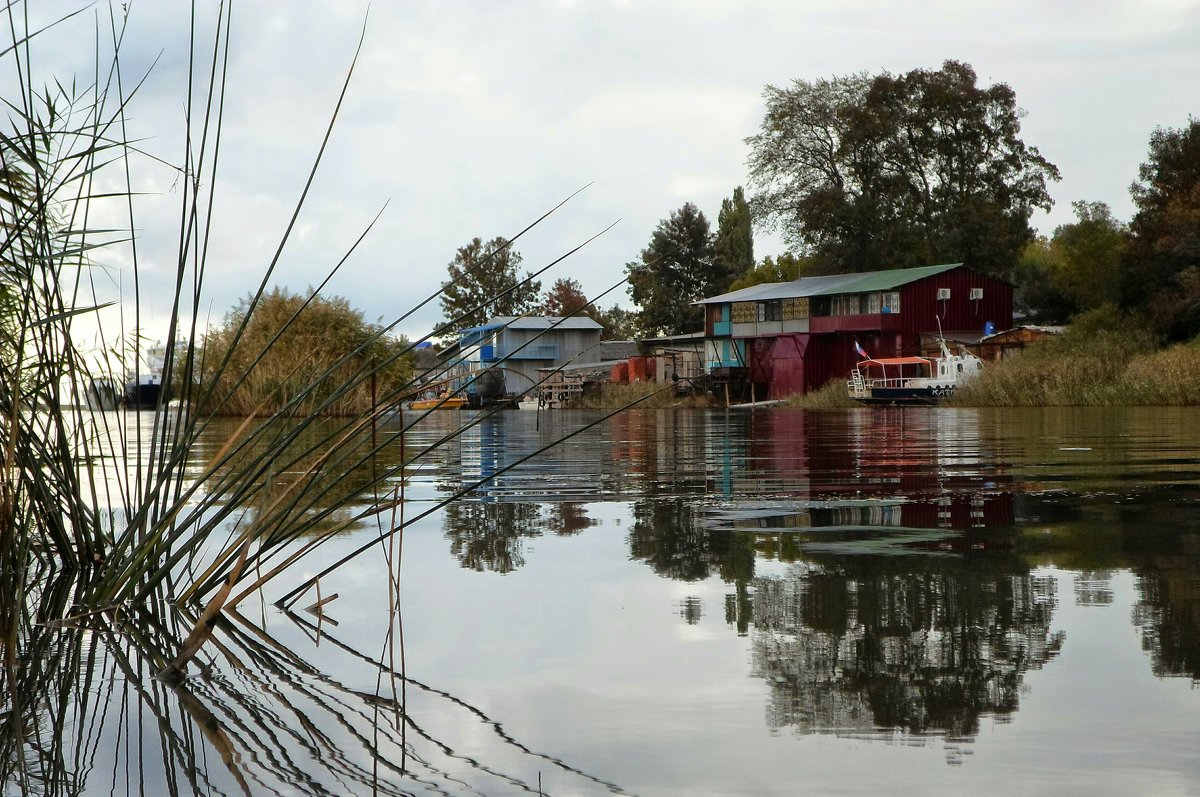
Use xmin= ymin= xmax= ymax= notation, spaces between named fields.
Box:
xmin=19 ymin=0 xmax=1200 ymax=343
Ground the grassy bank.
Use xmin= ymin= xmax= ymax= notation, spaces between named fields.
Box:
xmin=783 ymin=379 xmax=856 ymax=408
xmin=574 ymin=382 xmax=718 ymax=410
xmin=952 ymin=331 xmax=1200 ymax=406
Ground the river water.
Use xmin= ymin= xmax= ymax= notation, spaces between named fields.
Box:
xmin=15 ymin=406 xmax=1200 ymax=796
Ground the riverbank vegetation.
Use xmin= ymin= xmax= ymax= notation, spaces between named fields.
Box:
xmin=198 ymin=288 xmax=414 ymax=416
xmin=783 ymin=380 xmax=856 ymax=409
xmin=952 ymin=308 xmax=1200 ymax=406
xmin=575 ymin=381 xmax=717 ymax=410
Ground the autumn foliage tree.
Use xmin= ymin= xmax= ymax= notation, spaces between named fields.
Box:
xmin=200 ymin=287 xmax=413 ymax=416
xmin=540 ymin=277 xmax=590 ymax=317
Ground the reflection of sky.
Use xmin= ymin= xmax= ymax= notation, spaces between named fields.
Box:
xmin=118 ymin=406 xmax=1200 ymax=795
xmin=241 ymin=500 xmax=1200 ymax=796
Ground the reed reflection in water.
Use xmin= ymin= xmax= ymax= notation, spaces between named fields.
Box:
xmin=5 ymin=406 xmax=1200 ymax=795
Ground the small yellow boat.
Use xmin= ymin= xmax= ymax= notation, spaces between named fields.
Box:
xmin=407 ymin=395 xmax=467 ymax=411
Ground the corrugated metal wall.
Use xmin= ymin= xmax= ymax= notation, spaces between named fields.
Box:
xmin=898 ymin=270 xmax=1013 ymax=348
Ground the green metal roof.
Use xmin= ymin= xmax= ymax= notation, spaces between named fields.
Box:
xmin=695 ymin=263 xmax=964 ymax=305
xmin=818 ymin=263 xmax=962 ymax=294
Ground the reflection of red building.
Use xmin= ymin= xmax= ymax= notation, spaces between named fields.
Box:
xmin=709 ymin=409 xmax=1013 ymax=532
xmin=697 ymin=264 xmax=1013 ymax=399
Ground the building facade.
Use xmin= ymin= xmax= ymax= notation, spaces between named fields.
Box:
xmin=456 ymin=316 xmax=604 ymax=398
xmin=695 ymin=263 xmax=1013 ymax=399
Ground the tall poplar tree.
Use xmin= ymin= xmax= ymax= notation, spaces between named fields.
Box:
xmin=712 ymin=186 xmax=754 ymax=292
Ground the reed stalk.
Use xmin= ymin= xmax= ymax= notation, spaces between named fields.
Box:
xmin=0 ymin=1 xmax=632 ymax=694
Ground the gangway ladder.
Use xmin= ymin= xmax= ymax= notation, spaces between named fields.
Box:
xmin=849 ymin=368 xmax=867 ymax=397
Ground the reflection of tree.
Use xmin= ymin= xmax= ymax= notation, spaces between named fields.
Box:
xmin=443 ymin=502 xmax=543 ymax=573
xmin=441 ymin=501 xmax=597 ymax=573
xmin=547 ymin=502 xmax=597 ymax=536
xmin=1130 ymin=529 xmax=1200 ymax=680
xmin=1019 ymin=496 xmax=1200 ymax=683
xmin=749 ymin=554 xmax=1063 ymax=740
xmin=628 ymin=498 xmax=756 ymax=583
xmin=1074 ymin=571 xmax=1115 ymax=606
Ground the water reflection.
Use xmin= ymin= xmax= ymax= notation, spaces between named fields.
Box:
xmin=2 ymin=571 xmax=634 ymax=796
xmin=430 ymin=404 xmax=1200 ymax=770
xmin=9 ymin=406 xmax=1200 ymax=794
xmin=1129 ymin=521 xmax=1200 ymax=680
xmin=748 ymin=557 xmax=1063 ymax=746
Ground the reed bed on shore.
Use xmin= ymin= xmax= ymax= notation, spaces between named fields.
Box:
xmin=952 ymin=316 xmax=1200 ymax=406
xmin=782 ymin=379 xmax=856 ymax=408
xmin=574 ymin=381 xmax=717 ymax=410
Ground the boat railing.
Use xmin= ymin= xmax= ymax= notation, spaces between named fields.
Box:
xmin=849 ymin=372 xmax=926 ymax=394
xmin=863 ymin=375 xmax=921 ymax=389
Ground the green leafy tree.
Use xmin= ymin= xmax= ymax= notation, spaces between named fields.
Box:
xmin=1053 ymin=201 xmax=1128 ymax=312
xmin=1013 ymin=203 xmax=1128 ymax=323
xmin=1012 ymin=237 xmax=1075 ymax=323
xmin=746 ymin=60 xmax=1060 ymax=277
xmin=728 ymin=252 xmax=814 ymax=292
xmin=712 ymin=186 xmax=754 ymax=291
xmin=438 ymin=236 xmax=541 ymax=337
xmin=1123 ymin=119 xmax=1200 ymax=341
xmin=592 ymin=304 xmax=637 ymax=340
xmin=625 ymin=203 xmax=716 ymax=336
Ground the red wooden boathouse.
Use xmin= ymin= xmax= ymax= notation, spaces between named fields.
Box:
xmin=695 ymin=263 xmax=1013 ymax=399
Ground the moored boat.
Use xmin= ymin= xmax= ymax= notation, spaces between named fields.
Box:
xmin=847 ymin=339 xmax=983 ymax=405
xmin=124 ymin=343 xmax=168 ymax=410
xmin=407 ymin=395 xmax=468 ymax=411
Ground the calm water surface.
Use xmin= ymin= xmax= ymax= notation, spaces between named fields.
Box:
xmin=22 ymin=407 xmax=1200 ymax=796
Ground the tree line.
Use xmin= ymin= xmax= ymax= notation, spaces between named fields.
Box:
xmin=436 ymin=60 xmax=1200 ymax=345
xmin=102 ymin=61 xmax=1196 ymax=416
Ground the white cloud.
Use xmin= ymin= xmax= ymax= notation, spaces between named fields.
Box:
xmin=13 ymin=0 xmax=1200 ymax=342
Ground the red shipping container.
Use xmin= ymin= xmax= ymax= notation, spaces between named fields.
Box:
xmin=628 ymin=356 xmax=645 ymax=382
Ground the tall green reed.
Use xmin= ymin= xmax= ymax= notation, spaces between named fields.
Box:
xmin=0 ymin=0 xmax=651 ymax=682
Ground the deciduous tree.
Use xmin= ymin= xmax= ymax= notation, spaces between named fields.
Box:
xmin=1012 ymin=237 xmax=1075 ymax=324
xmin=746 ymin=60 xmax=1060 ymax=278
xmin=625 ymin=203 xmax=716 ymax=336
xmin=437 ymin=236 xmax=541 ymax=337
xmin=540 ymin=277 xmax=590 ymax=317
xmin=1052 ymin=201 xmax=1127 ymax=312
xmin=1124 ymin=119 xmax=1200 ymax=340
xmin=592 ymin=304 xmax=637 ymax=340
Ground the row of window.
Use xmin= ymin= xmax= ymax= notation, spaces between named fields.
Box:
xmin=731 ymin=291 xmax=902 ymax=322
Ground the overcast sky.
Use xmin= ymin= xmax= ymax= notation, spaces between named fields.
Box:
xmin=20 ymin=0 xmax=1200 ymax=343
